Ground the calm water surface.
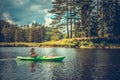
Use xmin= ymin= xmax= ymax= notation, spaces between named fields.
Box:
xmin=0 ymin=47 xmax=120 ymax=80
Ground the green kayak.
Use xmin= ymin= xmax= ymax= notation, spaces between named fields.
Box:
xmin=16 ymin=56 xmax=65 ymax=61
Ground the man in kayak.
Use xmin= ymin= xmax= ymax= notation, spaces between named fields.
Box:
xmin=30 ymin=48 xmax=39 ymax=57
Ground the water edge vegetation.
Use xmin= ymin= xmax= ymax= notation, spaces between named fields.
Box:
xmin=0 ymin=38 xmax=120 ymax=49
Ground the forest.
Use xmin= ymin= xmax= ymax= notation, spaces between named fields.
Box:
xmin=0 ymin=19 xmax=63 ymax=42
xmin=0 ymin=0 xmax=120 ymax=47
xmin=49 ymin=0 xmax=120 ymax=39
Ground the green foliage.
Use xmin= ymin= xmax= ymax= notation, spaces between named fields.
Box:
xmin=0 ymin=20 xmax=50 ymax=42
xmin=1 ymin=26 xmax=15 ymax=42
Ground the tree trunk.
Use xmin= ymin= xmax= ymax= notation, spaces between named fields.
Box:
xmin=67 ymin=0 xmax=69 ymax=38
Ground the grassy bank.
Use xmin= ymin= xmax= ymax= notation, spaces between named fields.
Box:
xmin=0 ymin=38 xmax=120 ymax=48
xmin=0 ymin=39 xmax=75 ymax=48
xmin=0 ymin=42 xmax=41 ymax=47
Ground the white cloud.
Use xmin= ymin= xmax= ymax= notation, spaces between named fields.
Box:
xmin=44 ymin=13 xmax=53 ymax=26
xmin=32 ymin=20 xmax=36 ymax=23
xmin=51 ymin=0 xmax=56 ymax=2
xmin=2 ymin=12 xmax=14 ymax=24
xmin=44 ymin=9 xmax=49 ymax=14
xmin=44 ymin=18 xmax=53 ymax=26
xmin=3 ymin=12 xmax=11 ymax=20
xmin=6 ymin=20 xmax=14 ymax=24
xmin=30 ymin=4 xmax=42 ymax=12
xmin=13 ymin=0 xmax=28 ymax=6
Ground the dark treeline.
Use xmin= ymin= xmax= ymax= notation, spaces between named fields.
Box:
xmin=0 ymin=20 xmax=63 ymax=42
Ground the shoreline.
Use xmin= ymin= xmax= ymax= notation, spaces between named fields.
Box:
xmin=0 ymin=42 xmax=120 ymax=49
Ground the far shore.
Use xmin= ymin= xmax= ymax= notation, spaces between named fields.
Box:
xmin=0 ymin=42 xmax=120 ymax=49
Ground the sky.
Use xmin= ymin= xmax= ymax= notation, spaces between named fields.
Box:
xmin=0 ymin=0 xmax=54 ymax=26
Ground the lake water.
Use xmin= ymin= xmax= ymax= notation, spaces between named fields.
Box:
xmin=0 ymin=47 xmax=120 ymax=80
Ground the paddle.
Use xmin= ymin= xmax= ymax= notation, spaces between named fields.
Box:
xmin=47 ymin=49 xmax=56 ymax=56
